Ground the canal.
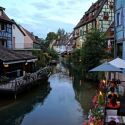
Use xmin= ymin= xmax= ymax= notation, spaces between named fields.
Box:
xmin=0 ymin=63 xmax=98 ymax=125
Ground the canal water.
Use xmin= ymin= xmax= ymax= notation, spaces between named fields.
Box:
xmin=0 ymin=63 xmax=98 ymax=125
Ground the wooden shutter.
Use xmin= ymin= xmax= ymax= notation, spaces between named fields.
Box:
xmin=115 ymin=14 xmax=117 ymax=27
xmin=119 ymin=11 xmax=122 ymax=25
xmin=4 ymin=24 xmax=6 ymax=31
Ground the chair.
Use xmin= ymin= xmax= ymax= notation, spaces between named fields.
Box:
xmin=106 ymin=109 xmax=117 ymax=116
xmin=120 ymin=110 xmax=125 ymax=116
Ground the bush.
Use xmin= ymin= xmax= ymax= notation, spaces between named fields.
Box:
xmin=47 ymin=47 xmax=58 ymax=59
xmin=98 ymin=71 xmax=105 ymax=81
xmin=98 ymin=94 xmax=104 ymax=106
xmin=44 ymin=53 xmax=51 ymax=63
xmin=32 ymin=50 xmax=46 ymax=70
xmin=0 ymin=76 xmax=9 ymax=83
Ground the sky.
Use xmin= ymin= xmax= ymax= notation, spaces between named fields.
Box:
xmin=1 ymin=0 xmax=97 ymax=39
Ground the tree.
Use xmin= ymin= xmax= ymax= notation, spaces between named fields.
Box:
xmin=81 ymin=28 xmax=107 ymax=79
xmin=57 ymin=28 xmax=65 ymax=36
xmin=47 ymin=47 xmax=58 ymax=59
xmin=45 ymin=32 xmax=57 ymax=48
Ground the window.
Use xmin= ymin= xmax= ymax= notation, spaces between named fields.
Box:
xmin=111 ymin=28 xmax=114 ymax=32
xmin=104 ymin=12 xmax=108 ymax=16
xmin=0 ymin=41 xmax=7 ymax=47
xmin=13 ymin=25 xmax=15 ymax=29
xmin=0 ymin=10 xmax=2 ymax=16
xmin=0 ymin=23 xmax=6 ymax=31
xmin=80 ymin=30 xmax=82 ymax=35
xmin=117 ymin=13 xmax=120 ymax=26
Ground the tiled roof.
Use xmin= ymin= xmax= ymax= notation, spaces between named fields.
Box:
xmin=22 ymin=27 xmax=41 ymax=45
xmin=74 ymin=0 xmax=105 ymax=29
xmin=105 ymin=22 xmax=114 ymax=39
xmin=0 ymin=45 xmax=37 ymax=62
xmin=0 ymin=11 xmax=14 ymax=23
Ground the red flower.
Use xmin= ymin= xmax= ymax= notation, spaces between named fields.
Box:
xmin=96 ymin=5 xmax=99 ymax=9
xmin=103 ymin=15 xmax=109 ymax=20
xmin=85 ymin=18 xmax=88 ymax=21
xmin=91 ymin=14 xmax=94 ymax=18
xmin=109 ymin=4 xmax=114 ymax=8
xmin=92 ymin=7 xmax=95 ymax=11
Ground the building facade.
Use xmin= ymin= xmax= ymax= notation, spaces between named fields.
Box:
xmin=74 ymin=0 xmax=114 ymax=49
xmin=0 ymin=6 xmax=13 ymax=49
xmin=114 ymin=0 xmax=125 ymax=74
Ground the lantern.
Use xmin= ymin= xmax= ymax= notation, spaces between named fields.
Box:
xmin=25 ymin=63 xmax=28 ymax=65
xmin=103 ymin=80 xmax=106 ymax=84
xmin=4 ymin=64 xmax=9 ymax=67
xmin=99 ymin=91 xmax=102 ymax=96
xmin=33 ymin=61 xmax=35 ymax=63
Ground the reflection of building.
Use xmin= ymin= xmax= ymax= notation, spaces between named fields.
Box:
xmin=73 ymin=77 xmax=98 ymax=114
xmin=0 ymin=82 xmax=51 ymax=125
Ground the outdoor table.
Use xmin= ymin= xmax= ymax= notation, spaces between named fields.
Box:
xmin=121 ymin=116 xmax=125 ymax=124
xmin=105 ymin=115 xmax=122 ymax=124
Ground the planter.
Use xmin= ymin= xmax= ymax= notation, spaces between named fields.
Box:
xmin=91 ymin=14 xmax=94 ymax=18
xmin=81 ymin=21 xmax=84 ymax=23
xmin=76 ymin=33 xmax=79 ymax=36
xmin=103 ymin=15 xmax=109 ymax=20
xmin=85 ymin=18 xmax=88 ymax=21
xmin=109 ymin=4 xmax=114 ymax=9
xmin=92 ymin=7 xmax=95 ymax=11
xmin=110 ymin=32 xmax=114 ymax=36
xmin=96 ymin=5 xmax=99 ymax=9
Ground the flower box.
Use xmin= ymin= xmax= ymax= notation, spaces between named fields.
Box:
xmin=110 ymin=32 xmax=114 ymax=36
xmin=76 ymin=33 xmax=79 ymax=35
xmin=23 ymin=74 xmax=31 ymax=81
xmin=91 ymin=14 xmax=94 ymax=18
xmin=96 ymin=4 xmax=99 ymax=9
xmin=85 ymin=18 xmax=88 ymax=21
xmin=92 ymin=7 xmax=95 ymax=11
xmin=81 ymin=20 xmax=84 ymax=23
xmin=0 ymin=76 xmax=9 ymax=83
xmin=109 ymin=4 xmax=114 ymax=9
xmin=103 ymin=15 xmax=109 ymax=20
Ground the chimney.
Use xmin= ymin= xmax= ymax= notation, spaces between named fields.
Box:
xmin=35 ymin=36 xmax=38 ymax=40
xmin=31 ymin=32 xmax=34 ymax=36
xmin=58 ymin=35 xmax=60 ymax=39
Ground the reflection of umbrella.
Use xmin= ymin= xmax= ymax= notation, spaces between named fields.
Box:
xmin=89 ymin=62 xmax=122 ymax=86
xmin=109 ymin=57 xmax=125 ymax=80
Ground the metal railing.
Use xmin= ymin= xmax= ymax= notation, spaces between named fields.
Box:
xmin=13 ymin=43 xmax=41 ymax=49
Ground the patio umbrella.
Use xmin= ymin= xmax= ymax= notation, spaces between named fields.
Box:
xmin=109 ymin=57 xmax=125 ymax=80
xmin=89 ymin=62 xmax=122 ymax=86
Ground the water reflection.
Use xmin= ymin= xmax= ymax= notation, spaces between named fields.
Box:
xmin=0 ymin=64 xmax=98 ymax=125
xmin=0 ymin=82 xmax=51 ymax=125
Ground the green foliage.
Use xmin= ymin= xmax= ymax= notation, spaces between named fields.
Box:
xmin=47 ymin=47 xmax=58 ymax=59
xmin=23 ymin=74 xmax=31 ymax=81
xmin=98 ymin=94 xmax=104 ymax=106
xmin=66 ymin=55 xmax=72 ymax=64
xmin=81 ymin=28 xmax=107 ymax=79
xmin=44 ymin=53 xmax=51 ymax=63
xmin=57 ymin=28 xmax=65 ymax=36
xmin=98 ymin=71 xmax=105 ymax=81
xmin=0 ymin=76 xmax=9 ymax=83
xmin=32 ymin=50 xmax=46 ymax=69
xmin=92 ymin=106 xmax=104 ymax=120
xmin=72 ymin=49 xmax=81 ymax=72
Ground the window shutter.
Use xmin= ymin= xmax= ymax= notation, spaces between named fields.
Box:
xmin=119 ymin=11 xmax=122 ymax=25
xmin=124 ymin=8 xmax=125 ymax=27
xmin=0 ymin=23 xmax=1 ymax=30
xmin=115 ymin=14 xmax=117 ymax=27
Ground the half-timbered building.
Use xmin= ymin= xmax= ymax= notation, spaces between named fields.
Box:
xmin=74 ymin=0 xmax=114 ymax=48
xmin=0 ymin=6 xmax=14 ymax=49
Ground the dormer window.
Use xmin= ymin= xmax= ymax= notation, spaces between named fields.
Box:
xmin=0 ymin=10 xmax=2 ymax=16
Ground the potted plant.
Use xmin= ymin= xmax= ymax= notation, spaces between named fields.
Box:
xmin=96 ymin=4 xmax=99 ymax=9
xmin=23 ymin=74 xmax=31 ymax=81
xmin=103 ymin=15 xmax=109 ymax=20
xmin=81 ymin=20 xmax=84 ymax=23
xmin=76 ymin=33 xmax=79 ymax=36
xmin=91 ymin=14 xmax=94 ymax=18
xmin=92 ymin=7 xmax=95 ymax=11
xmin=0 ymin=76 xmax=9 ymax=84
xmin=109 ymin=4 xmax=114 ymax=9
xmin=85 ymin=17 xmax=88 ymax=21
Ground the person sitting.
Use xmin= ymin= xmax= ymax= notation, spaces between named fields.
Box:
xmin=108 ymin=96 xmax=119 ymax=108
xmin=108 ymin=120 xmax=116 ymax=125
xmin=107 ymin=87 xmax=118 ymax=101
xmin=107 ymin=82 xmax=117 ymax=93
xmin=112 ymin=79 xmax=118 ymax=88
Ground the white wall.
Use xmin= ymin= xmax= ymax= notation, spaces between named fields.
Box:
xmin=12 ymin=24 xmax=24 ymax=49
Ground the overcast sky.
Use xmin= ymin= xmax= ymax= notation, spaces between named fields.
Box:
xmin=1 ymin=0 xmax=97 ymax=39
